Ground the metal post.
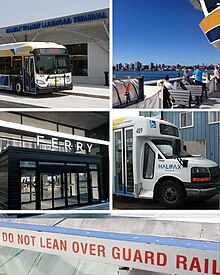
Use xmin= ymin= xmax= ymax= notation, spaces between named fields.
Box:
xmin=138 ymin=75 xmax=144 ymax=100
xmin=104 ymin=71 xmax=109 ymax=86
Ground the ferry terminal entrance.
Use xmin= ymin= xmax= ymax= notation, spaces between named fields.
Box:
xmin=0 ymin=146 xmax=105 ymax=210
xmin=20 ymin=151 xmax=101 ymax=210
xmin=0 ymin=115 xmax=109 ymax=211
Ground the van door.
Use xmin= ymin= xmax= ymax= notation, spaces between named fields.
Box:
xmin=114 ymin=127 xmax=134 ymax=195
xmin=139 ymin=141 xmax=157 ymax=198
xmin=124 ymin=127 xmax=134 ymax=194
xmin=114 ymin=129 xmax=124 ymax=193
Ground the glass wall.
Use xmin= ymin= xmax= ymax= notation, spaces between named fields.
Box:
xmin=65 ymin=44 xmax=88 ymax=76
xmin=19 ymin=161 xmax=101 ymax=210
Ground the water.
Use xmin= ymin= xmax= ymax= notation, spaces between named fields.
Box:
xmin=114 ymin=70 xmax=186 ymax=81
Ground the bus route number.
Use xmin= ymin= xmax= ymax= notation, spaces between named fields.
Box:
xmin=136 ymin=127 xmax=143 ymax=134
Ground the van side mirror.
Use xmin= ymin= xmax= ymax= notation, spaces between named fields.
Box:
xmin=173 ymin=139 xmax=181 ymax=156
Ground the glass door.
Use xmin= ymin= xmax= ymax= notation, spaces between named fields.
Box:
xmin=125 ymin=128 xmax=134 ymax=194
xmin=90 ymin=170 xmax=100 ymax=202
xmin=78 ymin=172 xmax=88 ymax=204
xmin=67 ymin=172 xmax=78 ymax=206
xmin=114 ymin=128 xmax=134 ymax=195
xmin=53 ymin=173 xmax=66 ymax=208
xmin=21 ymin=170 xmax=36 ymax=210
xmin=30 ymin=57 xmax=35 ymax=90
xmin=24 ymin=57 xmax=29 ymax=91
xmin=40 ymin=173 xmax=53 ymax=210
xmin=114 ymin=129 xmax=124 ymax=193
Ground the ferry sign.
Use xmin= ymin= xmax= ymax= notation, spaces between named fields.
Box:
xmin=36 ymin=135 xmax=93 ymax=153
xmin=0 ymin=222 xmax=219 ymax=275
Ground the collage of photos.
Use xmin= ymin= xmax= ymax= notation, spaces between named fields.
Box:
xmin=0 ymin=0 xmax=219 ymax=275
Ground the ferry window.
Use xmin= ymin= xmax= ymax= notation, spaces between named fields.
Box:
xmin=65 ymin=44 xmax=88 ymax=76
xmin=22 ymin=117 xmax=57 ymax=131
xmin=160 ymin=124 xmax=179 ymax=137
xmin=204 ymin=0 xmax=220 ymax=12
xmin=180 ymin=112 xmax=194 ymax=129
xmin=58 ymin=125 xmax=73 ymax=135
xmin=143 ymin=143 xmax=155 ymax=179
xmin=0 ymin=112 xmax=21 ymax=123
xmin=0 ymin=57 xmax=11 ymax=74
xmin=208 ymin=111 xmax=220 ymax=124
xmin=74 ymin=128 xmax=85 ymax=137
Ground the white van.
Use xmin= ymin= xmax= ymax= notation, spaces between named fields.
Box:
xmin=113 ymin=116 xmax=220 ymax=207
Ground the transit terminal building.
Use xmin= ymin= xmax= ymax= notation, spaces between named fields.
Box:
xmin=0 ymin=112 xmax=109 ymax=210
xmin=0 ymin=8 xmax=109 ymax=86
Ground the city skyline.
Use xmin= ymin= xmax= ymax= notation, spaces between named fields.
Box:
xmin=113 ymin=0 xmax=220 ymax=65
xmin=113 ymin=60 xmax=216 ymax=72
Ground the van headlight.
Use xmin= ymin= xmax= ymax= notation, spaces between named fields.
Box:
xmin=191 ymin=167 xmax=211 ymax=183
xmin=36 ymin=79 xmax=45 ymax=84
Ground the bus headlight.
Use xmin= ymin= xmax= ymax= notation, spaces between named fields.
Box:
xmin=191 ymin=167 xmax=211 ymax=183
xmin=36 ymin=79 xmax=45 ymax=84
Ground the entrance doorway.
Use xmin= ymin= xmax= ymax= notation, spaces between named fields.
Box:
xmin=21 ymin=169 xmax=36 ymax=210
xmin=20 ymin=162 xmax=100 ymax=210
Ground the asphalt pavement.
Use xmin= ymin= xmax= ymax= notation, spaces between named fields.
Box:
xmin=113 ymin=194 xmax=220 ymax=210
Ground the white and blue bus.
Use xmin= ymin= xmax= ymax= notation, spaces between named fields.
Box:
xmin=0 ymin=42 xmax=73 ymax=94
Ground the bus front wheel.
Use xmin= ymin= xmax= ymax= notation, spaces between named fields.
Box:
xmin=158 ymin=180 xmax=185 ymax=208
xmin=15 ymin=80 xmax=23 ymax=95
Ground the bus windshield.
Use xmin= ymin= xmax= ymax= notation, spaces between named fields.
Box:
xmin=35 ymin=55 xmax=71 ymax=74
xmin=152 ymin=140 xmax=192 ymax=159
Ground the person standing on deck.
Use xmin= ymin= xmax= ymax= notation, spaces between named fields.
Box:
xmin=214 ymin=66 xmax=220 ymax=91
xmin=183 ymin=69 xmax=192 ymax=84
xmin=192 ymin=66 xmax=203 ymax=85
xmin=162 ymin=75 xmax=175 ymax=108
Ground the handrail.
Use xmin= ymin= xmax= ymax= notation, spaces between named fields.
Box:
xmin=144 ymin=77 xmax=182 ymax=85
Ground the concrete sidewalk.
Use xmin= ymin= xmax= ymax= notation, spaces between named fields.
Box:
xmin=0 ymin=84 xmax=110 ymax=108
xmin=72 ymin=83 xmax=110 ymax=99
xmin=200 ymin=90 xmax=220 ymax=108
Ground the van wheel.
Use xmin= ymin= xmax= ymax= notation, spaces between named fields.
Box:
xmin=15 ymin=80 xmax=23 ymax=95
xmin=158 ymin=180 xmax=185 ymax=208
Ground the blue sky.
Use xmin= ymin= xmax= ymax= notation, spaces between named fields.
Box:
xmin=0 ymin=0 xmax=108 ymax=28
xmin=113 ymin=0 xmax=220 ymax=66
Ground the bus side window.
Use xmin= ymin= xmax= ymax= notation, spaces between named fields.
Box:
xmin=12 ymin=56 xmax=22 ymax=74
xmin=30 ymin=59 xmax=34 ymax=76
xmin=25 ymin=58 xmax=29 ymax=73
xmin=0 ymin=57 xmax=11 ymax=74
xmin=143 ymin=143 xmax=155 ymax=179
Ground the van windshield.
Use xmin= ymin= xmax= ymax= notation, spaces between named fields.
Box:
xmin=151 ymin=140 xmax=192 ymax=158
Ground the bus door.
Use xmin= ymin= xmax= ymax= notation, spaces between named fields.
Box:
xmin=114 ymin=127 xmax=134 ymax=195
xmin=24 ymin=57 xmax=35 ymax=92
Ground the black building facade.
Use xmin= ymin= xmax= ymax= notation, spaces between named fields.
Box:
xmin=0 ymin=112 xmax=109 ymax=210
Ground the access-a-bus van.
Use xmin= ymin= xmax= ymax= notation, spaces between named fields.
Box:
xmin=0 ymin=42 xmax=73 ymax=94
xmin=113 ymin=116 xmax=220 ymax=207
